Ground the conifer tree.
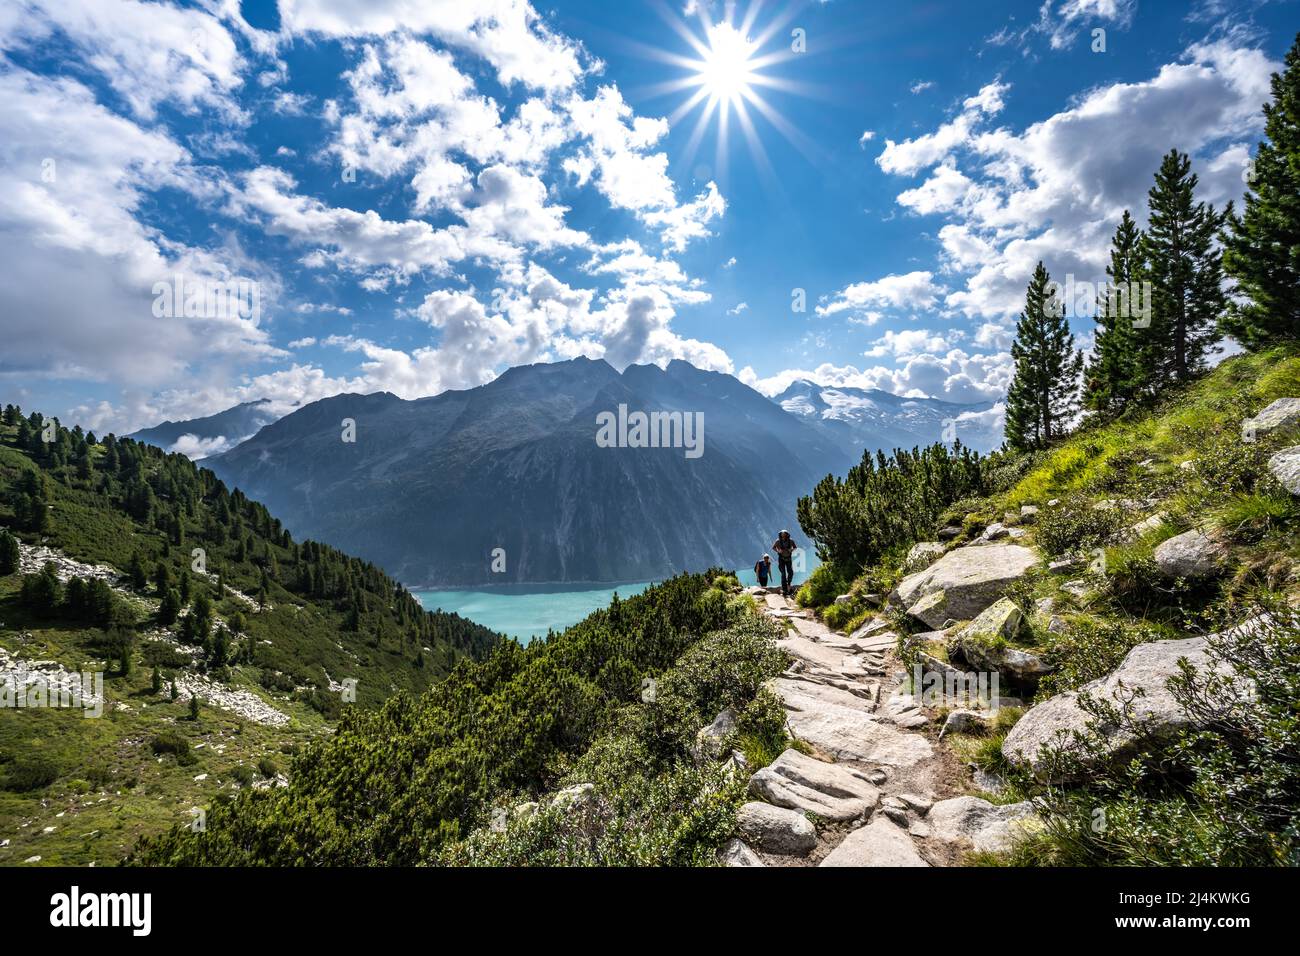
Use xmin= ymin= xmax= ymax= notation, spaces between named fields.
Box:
xmin=1222 ymin=32 xmax=1300 ymax=347
xmin=1004 ymin=262 xmax=1084 ymax=452
xmin=0 ymin=529 xmax=18 ymax=576
xmin=1085 ymin=210 xmax=1148 ymax=416
xmin=1141 ymin=150 xmax=1229 ymax=385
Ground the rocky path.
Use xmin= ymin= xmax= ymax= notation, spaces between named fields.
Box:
xmin=724 ymin=586 xmax=1030 ymax=867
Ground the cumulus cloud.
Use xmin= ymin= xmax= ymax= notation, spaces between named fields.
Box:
xmin=877 ymin=38 xmax=1277 ymax=319
xmin=816 ymin=271 xmax=946 ymax=320
xmin=740 ymin=348 xmax=1013 ymax=405
xmin=278 ymin=0 xmax=588 ymax=91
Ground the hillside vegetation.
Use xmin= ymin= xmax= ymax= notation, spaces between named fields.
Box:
xmin=129 ymin=572 xmax=784 ymax=865
xmin=0 ymin=411 xmax=498 ymax=865
xmin=795 ymin=346 xmax=1300 ymax=865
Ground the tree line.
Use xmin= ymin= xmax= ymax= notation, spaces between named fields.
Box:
xmin=1004 ymin=32 xmax=1299 ymax=452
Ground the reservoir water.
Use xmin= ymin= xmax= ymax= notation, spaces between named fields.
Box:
xmin=412 ymin=554 xmax=818 ymax=643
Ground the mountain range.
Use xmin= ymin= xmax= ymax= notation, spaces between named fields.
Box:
xmin=129 ymin=359 xmax=1001 ymax=586
xmin=126 ymin=399 xmax=282 ymax=459
xmin=773 ymin=380 xmax=1002 ymax=455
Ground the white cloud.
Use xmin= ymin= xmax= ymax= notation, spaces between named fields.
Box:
xmin=727 ymin=302 xmax=749 ymax=315
xmin=879 ymin=38 xmax=1277 ymax=319
xmin=278 ymin=0 xmax=587 ymax=91
xmin=864 ymin=328 xmax=958 ymax=359
xmin=1 ymin=0 xmax=256 ymax=121
xmin=740 ymin=349 xmax=1012 ymax=404
xmin=0 ymin=68 xmax=281 ymax=396
xmin=817 ymin=271 xmax=946 ymax=319
xmin=877 ymin=80 xmax=1009 ymax=177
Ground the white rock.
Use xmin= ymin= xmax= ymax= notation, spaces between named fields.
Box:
xmin=695 ymin=706 xmax=738 ymax=760
xmin=718 ymin=838 xmax=765 ymax=867
xmin=894 ymin=545 xmax=1039 ymax=628
xmin=927 ymin=796 xmax=1037 ymax=853
xmin=748 ymin=749 xmax=880 ymax=821
xmin=1003 ymin=635 xmax=1239 ymax=773
xmin=904 ymin=542 xmax=946 ymax=572
xmin=820 ymin=817 xmax=929 ymax=867
xmin=552 ymin=783 xmax=596 ymax=811
xmin=1268 ymin=446 xmax=1300 ymax=495
xmin=1242 ymin=398 xmax=1300 ymax=440
xmin=771 ymin=678 xmax=934 ymax=767
xmin=736 ymin=802 xmax=817 ymax=856
xmin=1153 ymin=529 xmax=1223 ymax=580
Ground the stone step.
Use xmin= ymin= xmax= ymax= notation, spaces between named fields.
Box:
xmin=748 ymin=749 xmax=881 ymax=821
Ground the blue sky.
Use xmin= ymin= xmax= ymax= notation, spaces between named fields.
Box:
xmin=0 ymin=0 xmax=1295 ymax=450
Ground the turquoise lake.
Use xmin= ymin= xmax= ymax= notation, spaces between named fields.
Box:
xmin=413 ymin=555 xmax=819 ymax=643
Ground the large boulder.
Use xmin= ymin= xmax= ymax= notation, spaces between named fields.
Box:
xmin=1153 ymin=529 xmax=1223 ymax=580
xmin=736 ymin=802 xmax=817 ymax=856
xmin=1002 ymin=635 xmax=1235 ymax=773
xmin=1242 ymin=397 xmax=1300 ymax=441
xmin=748 ymin=749 xmax=880 ymax=821
xmin=927 ymin=797 xmax=1037 ymax=853
xmin=1269 ymin=446 xmax=1300 ymax=495
xmin=819 ymin=816 xmax=929 ymax=867
xmin=958 ymin=641 xmax=1054 ymax=683
xmin=956 ymin=597 xmax=1022 ymax=643
xmin=895 ymin=545 xmax=1039 ymax=627
xmin=904 ymin=541 xmax=946 ymax=572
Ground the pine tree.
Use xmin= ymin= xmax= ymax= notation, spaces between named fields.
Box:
xmin=1004 ymin=262 xmax=1084 ymax=452
xmin=1222 ymin=32 xmax=1300 ymax=347
xmin=151 ymin=666 xmax=163 ymax=695
xmin=189 ymin=695 xmax=200 ymax=721
xmin=129 ymin=551 xmax=148 ymax=590
xmin=1085 ymin=210 xmax=1148 ymax=417
xmin=1141 ymin=150 xmax=1230 ymax=385
xmin=158 ymin=589 xmax=181 ymax=626
xmin=0 ymin=529 xmax=19 ymax=576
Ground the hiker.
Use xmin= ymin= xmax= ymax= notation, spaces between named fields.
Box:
xmin=772 ymin=530 xmax=798 ymax=598
xmin=754 ymin=553 xmax=773 ymax=589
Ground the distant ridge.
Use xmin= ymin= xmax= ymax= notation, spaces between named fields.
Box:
xmin=127 ymin=399 xmax=283 ymax=459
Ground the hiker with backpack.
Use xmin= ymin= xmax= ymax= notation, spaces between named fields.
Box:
xmin=754 ymin=553 xmax=773 ymax=589
xmin=772 ymin=530 xmax=798 ymax=598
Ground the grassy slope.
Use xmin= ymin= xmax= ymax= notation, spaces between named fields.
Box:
xmin=0 ymin=422 xmax=500 ymax=866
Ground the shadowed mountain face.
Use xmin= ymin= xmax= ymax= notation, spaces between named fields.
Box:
xmin=206 ymin=358 xmax=855 ymax=587
xmin=772 ymin=380 xmax=1002 ymax=455
xmin=126 ymin=399 xmax=282 ymax=458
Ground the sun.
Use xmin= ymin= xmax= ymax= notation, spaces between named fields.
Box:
xmin=629 ymin=3 xmax=816 ymax=183
xmin=696 ymin=23 xmax=758 ymax=104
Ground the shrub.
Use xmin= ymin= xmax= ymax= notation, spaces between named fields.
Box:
xmin=795 ymin=563 xmax=850 ymax=609
xmin=1038 ymin=616 xmax=1162 ymax=696
xmin=150 ymin=730 xmax=196 ymax=766
xmin=230 ymin=764 xmax=256 ymax=786
xmin=1016 ymin=599 xmax=1300 ymax=865
xmin=257 ymin=756 xmax=280 ymax=779
xmin=1034 ymin=495 xmax=1126 ymax=557
xmin=1 ymin=754 xmax=60 ymax=792
xmin=1212 ymin=489 xmax=1299 ymax=542
xmin=733 ymin=687 xmax=792 ymax=770
xmin=796 ymin=443 xmax=987 ymax=574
